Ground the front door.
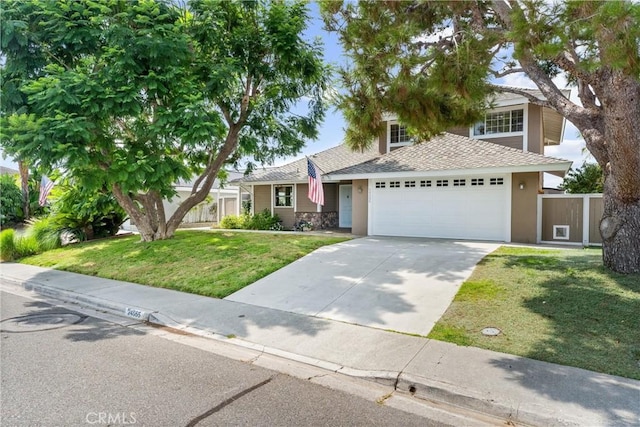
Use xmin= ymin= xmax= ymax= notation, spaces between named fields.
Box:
xmin=339 ymin=185 xmax=353 ymax=228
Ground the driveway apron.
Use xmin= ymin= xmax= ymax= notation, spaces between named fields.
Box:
xmin=225 ymin=237 xmax=499 ymax=336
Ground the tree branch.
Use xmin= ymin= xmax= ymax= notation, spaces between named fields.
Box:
xmin=490 ymin=67 xmax=525 ymax=78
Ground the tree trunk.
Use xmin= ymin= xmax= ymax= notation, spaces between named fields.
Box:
xmin=111 ymin=128 xmax=241 ymax=242
xmin=600 ymin=196 xmax=640 ymax=273
xmin=596 ymin=72 xmax=640 ymax=273
xmin=112 ymin=184 xmax=171 ymax=242
xmin=18 ymin=160 xmax=29 ymax=220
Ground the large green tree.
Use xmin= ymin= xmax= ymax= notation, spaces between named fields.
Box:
xmin=561 ymin=162 xmax=604 ymax=194
xmin=1 ymin=0 xmax=328 ymax=242
xmin=322 ymin=0 xmax=640 ymax=273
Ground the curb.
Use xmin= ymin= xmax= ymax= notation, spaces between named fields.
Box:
xmin=0 ymin=273 xmax=604 ymax=427
xmin=395 ymin=373 xmax=581 ymax=427
xmin=0 ymin=275 xmax=154 ymax=323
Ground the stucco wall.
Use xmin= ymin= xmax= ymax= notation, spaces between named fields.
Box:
xmin=351 ymin=179 xmax=369 ymax=235
xmin=482 ymin=135 xmax=523 ymax=150
xmin=527 ymin=105 xmax=543 ymax=154
xmin=447 ymin=126 xmax=469 ymax=137
xmin=274 ymin=207 xmax=295 ymax=229
xmin=296 ymin=183 xmax=317 ymax=212
xmin=253 ymin=185 xmax=271 ymax=213
xmin=322 ymin=183 xmax=338 ymax=212
xmin=510 ymin=172 xmax=539 ymax=243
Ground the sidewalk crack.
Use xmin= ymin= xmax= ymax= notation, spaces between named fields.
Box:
xmin=395 ymin=339 xmax=430 ymax=391
xmin=184 ymin=375 xmax=275 ymax=427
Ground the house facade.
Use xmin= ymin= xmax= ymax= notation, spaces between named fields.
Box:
xmin=235 ymin=88 xmax=573 ymax=244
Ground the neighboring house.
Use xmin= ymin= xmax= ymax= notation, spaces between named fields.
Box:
xmin=165 ymin=171 xmax=248 ymax=224
xmin=234 ymin=88 xmax=575 ymax=244
xmin=1 ymin=166 xmax=19 ymax=175
xmin=122 ymin=171 xmax=247 ymax=231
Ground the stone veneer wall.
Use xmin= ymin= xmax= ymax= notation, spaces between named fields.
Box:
xmin=294 ymin=211 xmax=338 ymax=229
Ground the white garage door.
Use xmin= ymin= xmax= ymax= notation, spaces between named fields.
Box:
xmin=370 ymin=175 xmax=509 ymax=241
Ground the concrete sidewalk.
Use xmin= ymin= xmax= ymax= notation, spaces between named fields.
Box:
xmin=1 ymin=262 xmax=639 ymax=427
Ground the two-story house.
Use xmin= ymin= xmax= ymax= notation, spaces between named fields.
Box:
xmin=234 ymin=88 xmax=572 ymax=244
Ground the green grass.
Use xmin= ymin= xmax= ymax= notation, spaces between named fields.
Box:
xmin=20 ymin=230 xmax=350 ymax=299
xmin=428 ymin=246 xmax=640 ymax=380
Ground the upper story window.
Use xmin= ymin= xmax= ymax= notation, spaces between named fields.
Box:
xmin=275 ymin=185 xmax=293 ymax=207
xmin=390 ymin=123 xmax=411 ymax=145
xmin=473 ymin=109 xmax=524 ymax=136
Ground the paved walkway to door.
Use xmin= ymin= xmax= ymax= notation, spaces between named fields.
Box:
xmin=225 ymin=237 xmax=500 ymax=336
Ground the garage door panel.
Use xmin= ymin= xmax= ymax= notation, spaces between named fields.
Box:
xmin=371 ymin=176 xmax=508 ymax=241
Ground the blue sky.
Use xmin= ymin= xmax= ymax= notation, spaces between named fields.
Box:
xmin=2 ymin=2 xmax=590 ymax=187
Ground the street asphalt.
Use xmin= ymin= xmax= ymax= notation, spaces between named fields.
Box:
xmin=1 ymin=236 xmax=639 ymax=427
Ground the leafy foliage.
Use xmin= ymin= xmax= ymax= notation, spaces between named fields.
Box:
xmin=561 ymin=163 xmax=604 ymax=194
xmin=1 ymin=0 xmax=329 ymax=241
xmin=47 ymin=179 xmax=127 ymax=241
xmin=0 ymin=174 xmax=23 ymax=225
xmin=26 ymin=216 xmax=63 ymax=252
xmin=219 ymin=214 xmax=247 ymax=230
xmin=0 ymin=229 xmax=17 ymax=261
xmin=219 ymin=209 xmax=281 ymax=231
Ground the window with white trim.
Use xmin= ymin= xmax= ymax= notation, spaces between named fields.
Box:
xmin=389 ymin=181 xmax=401 ymax=188
xmin=375 ymin=182 xmax=386 ymax=188
xmin=420 ymin=180 xmax=432 ymax=187
xmin=473 ymin=109 xmax=524 ymax=136
xmin=274 ymin=185 xmax=293 ymax=207
xmin=436 ymin=179 xmax=449 ymax=187
xmin=404 ymin=180 xmax=416 ymax=188
xmin=490 ymin=178 xmax=504 ymax=186
xmin=453 ymin=179 xmax=466 ymax=187
xmin=471 ymin=178 xmax=484 ymax=186
xmin=390 ymin=123 xmax=411 ymax=145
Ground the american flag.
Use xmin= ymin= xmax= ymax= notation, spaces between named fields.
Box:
xmin=39 ymin=175 xmax=55 ymax=207
xmin=307 ymin=158 xmax=324 ymax=206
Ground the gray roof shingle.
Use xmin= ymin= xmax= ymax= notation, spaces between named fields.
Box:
xmin=237 ymin=143 xmax=380 ymax=183
xmin=236 ymin=132 xmax=570 ymax=183
xmin=329 ymin=133 xmax=570 ymax=176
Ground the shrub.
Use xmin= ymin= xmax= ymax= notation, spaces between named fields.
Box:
xmin=244 ymin=209 xmax=281 ymax=230
xmin=220 ymin=214 xmax=247 ymax=229
xmin=0 ymin=174 xmax=23 ymax=225
xmin=219 ymin=210 xmax=281 ymax=231
xmin=27 ymin=217 xmax=62 ymax=251
xmin=47 ymin=180 xmax=127 ymax=241
xmin=13 ymin=234 xmax=39 ymax=258
xmin=0 ymin=229 xmax=17 ymax=261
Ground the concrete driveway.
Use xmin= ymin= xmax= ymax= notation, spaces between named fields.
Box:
xmin=225 ymin=237 xmax=500 ymax=336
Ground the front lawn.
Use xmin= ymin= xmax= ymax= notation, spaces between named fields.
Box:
xmin=20 ymin=230 xmax=350 ymax=298
xmin=429 ymin=246 xmax=640 ymax=380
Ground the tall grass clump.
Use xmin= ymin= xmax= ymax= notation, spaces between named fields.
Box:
xmin=0 ymin=229 xmax=17 ymax=261
xmin=13 ymin=234 xmax=39 ymax=258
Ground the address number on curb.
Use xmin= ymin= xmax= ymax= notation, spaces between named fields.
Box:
xmin=125 ymin=308 xmax=145 ymax=320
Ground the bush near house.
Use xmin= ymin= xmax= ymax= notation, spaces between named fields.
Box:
xmin=219 ymin=210 xmax=282 ymax=231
